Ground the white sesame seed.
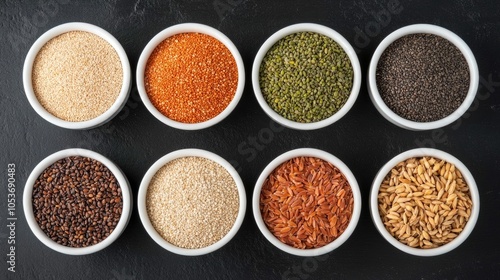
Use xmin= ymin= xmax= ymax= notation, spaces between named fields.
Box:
xmin=146 ymin=157 xmax=239 ymax=249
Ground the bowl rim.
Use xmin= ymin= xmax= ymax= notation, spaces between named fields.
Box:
xmin=369 ymin=148 xmax=480 ymax=256
xmin=22 ymin=22 xmax=132 ymax=130
xmin=252 ymin=23 xmax=362 ymax=131
xmin=136 ymin=23 xmax=245 ymax=130
xmin=367 ymin=23 xmax=479 ymax=131
xmin=137 ymin=148 xmax=247 ymax=256
xmin=22 ymin=148 xmax=133 ymax=255
xmin=252 ymin=148 xmax=362 ymax=256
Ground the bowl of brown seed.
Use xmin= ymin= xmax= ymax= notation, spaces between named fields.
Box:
xmin=370 ymin=148 xmax=480 ymax=256
xmin=23 ymin=22 xmax=131 ymax=129
xmin=253 ymin=148 xmax=362 ymax=256
xmin=23 ymin=148 xmax=132 ymax=255
xmin=368 ymin=24 xmax=479 ymax=131
xmin=137 ymin=149 xmax=246 ymax=256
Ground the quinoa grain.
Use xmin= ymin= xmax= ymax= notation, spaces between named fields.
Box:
xmin=32 ymin=31 xmax=123 ymax=122
xmin=146 ymin=157 xmax=239 ymax=249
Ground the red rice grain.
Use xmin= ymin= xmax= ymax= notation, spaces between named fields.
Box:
xmin=260 ymin=156 xmax=354 ymax=249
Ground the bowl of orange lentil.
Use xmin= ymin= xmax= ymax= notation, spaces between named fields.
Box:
xmin=252 ymin=148 xmax=361 ymax=256
xmin=136 ymin=23 xmax=245 ymax=130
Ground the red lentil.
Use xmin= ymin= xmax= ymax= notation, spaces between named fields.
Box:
xmin=144 ymin=33 xmax=238 ymax=123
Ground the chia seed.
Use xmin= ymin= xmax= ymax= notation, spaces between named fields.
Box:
xmin=376 ymin=33 xmax=470 ymax=122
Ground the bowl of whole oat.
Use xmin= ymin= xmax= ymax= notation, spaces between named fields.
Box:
xmin=23 ymin=22 xmax=131 ymax=129
xmin=370 ymin=148 xmax=480 ymax=256
xmin=137 ymin=149 xmax=246 ymax=256
xmin=253 ymin=148 xmax=362 ymax=256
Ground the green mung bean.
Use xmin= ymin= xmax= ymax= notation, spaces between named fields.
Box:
xmin=259 ymin=32 xmax=353 ymax=123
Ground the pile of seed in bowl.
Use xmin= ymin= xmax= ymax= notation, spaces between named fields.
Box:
xmin=32 ymin=31 xmax=123 ymax=122
xmin=146 ymin=157 xmax=239 ymax=249
xmin=376 ymin=33 xmax=470 ymax=122
xmin=378 ymin=156 xmax=473 ymax=249
xmin=145 ymin=33 xmax=238 ymax=124
xmin=260 ymin=156 xmax=354 ymax=249
xmin=259 ymin=32 xmax=353 ymax=123
xmin=32 ymin=156 xmax=123 ymax=247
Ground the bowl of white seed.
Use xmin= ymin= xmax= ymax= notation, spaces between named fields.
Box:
xmin=23 ymin=22 xmax=131 ymax=129
xmin=137 ymin=148 xmax=246 ymax=256
xmin=370 ymin=148 xmax=480 ymax=256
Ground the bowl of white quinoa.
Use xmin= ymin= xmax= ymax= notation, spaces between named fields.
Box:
xmin=23 ymin=22 xmax=131 ymax=129
xmin=137 ymin=148 xmax=246 ymax=256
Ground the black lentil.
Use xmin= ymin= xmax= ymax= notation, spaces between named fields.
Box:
xmin=259 ymin=32 xmax=353 ymax=123
xmin=32 ymin=156 xmax=123 ymax=248
xmin=376 ymin=33 xmax=470 ymax=122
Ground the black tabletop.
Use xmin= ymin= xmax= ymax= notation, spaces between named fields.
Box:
xmin=1 ymin=0 xmax=500 ymax=279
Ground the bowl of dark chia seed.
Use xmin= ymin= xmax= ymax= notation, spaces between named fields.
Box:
xmin=252 ymin=23 xmax=361 ymax=130
xmin=368 ymin=24 xmax=479 ymax=131
xmin=23 ymin=149 xmax=132 ymax=255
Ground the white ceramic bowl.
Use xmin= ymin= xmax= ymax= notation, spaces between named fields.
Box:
xmin=136 ymin=23 xmax=245 ymax=130
xmin=138 ymin=148 xmax=246 ymax=256
xmin=23 ymin=22 xmax=132 ymax=130
xmin=23 ymin=148 xmax=132 ymax=255
xmin=367 ymin=24 xmax=479 ymax=131
xmin=252 ymin=148 xmax=361 ymax=256
xmin=252 ymin=23 xmax=361 ymax=130
xmin=369 ymin=148 xmax=480 ymax=256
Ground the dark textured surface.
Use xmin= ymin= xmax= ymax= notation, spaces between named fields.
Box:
xmin=1 ymin=0 xmax=500 ymax=279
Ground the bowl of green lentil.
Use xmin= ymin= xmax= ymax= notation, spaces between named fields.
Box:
xmin=252 ymin=148 xmax=362 ymax=256
xmin=252 ymin=23 xmax=361 ymax=130
xmin=136 ymin=23 xmax=245 ymax=130
xmin=369 ymin=148 xmax=480 ymax=256
xmin=23 ymin=148 xmax=132 ymax=255
xmin=23 ymin=22 xmax=132 ymax=130
xmin=368 ymin=24 xmax=479 ymax=130
xmin=138 ymin=149 xmax=246 ymax=256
